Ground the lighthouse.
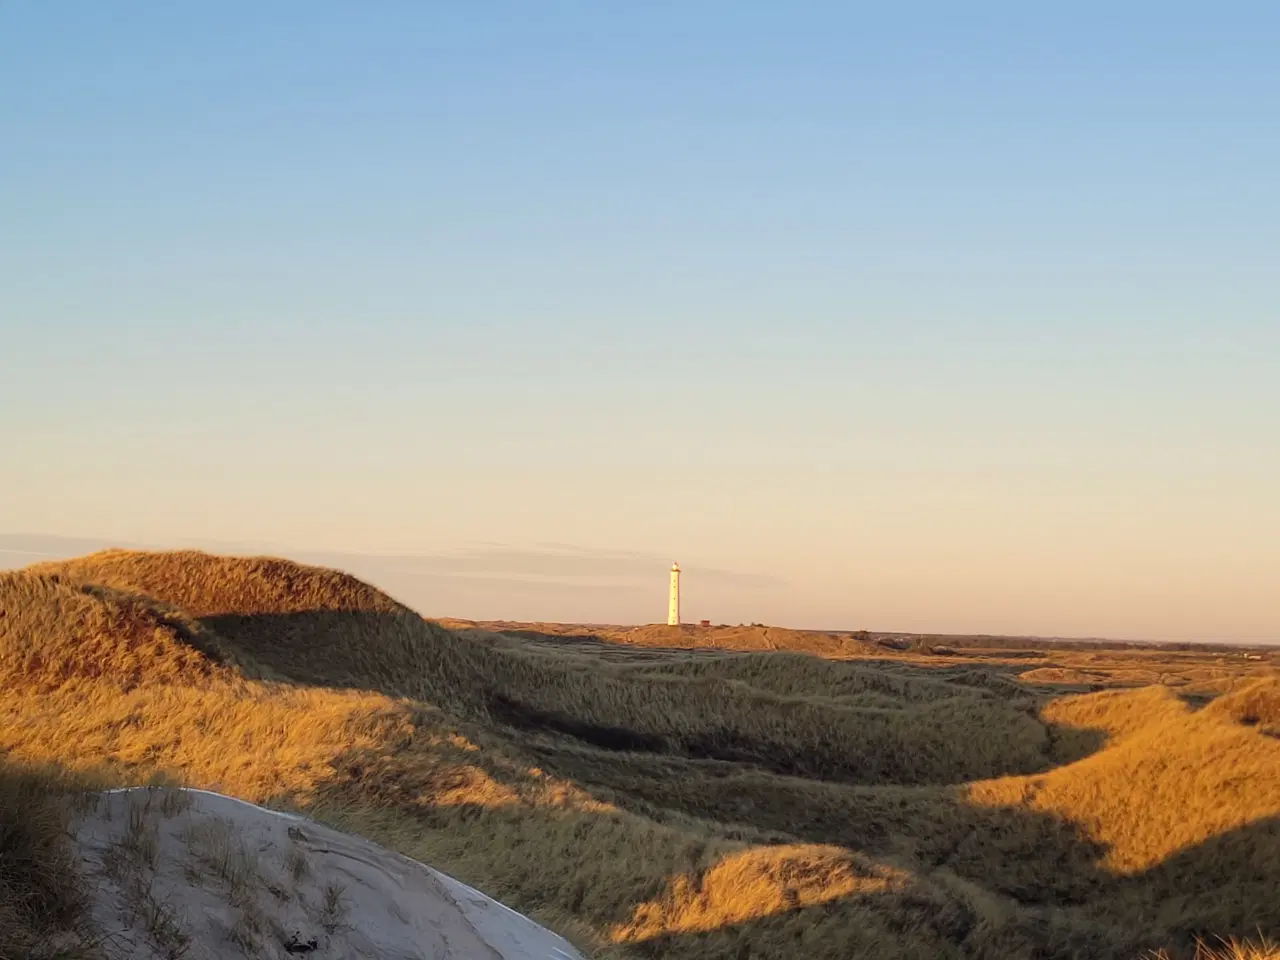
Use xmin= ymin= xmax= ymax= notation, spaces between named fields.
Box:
xmin=668 ymin=562 xmax=681 ymax=626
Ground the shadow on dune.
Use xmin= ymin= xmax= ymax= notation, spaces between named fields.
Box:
xmin=198 ymin=609 xmax=450 ymax=693
xmin=18 ymin=737 xmax=1278 ymax=960
xmin=496 ymin=735 xmax=1115 ymax=904
xmin=1100 ymin=815 xmax=1280 ymax=937
xmin=481 ymin=626 xmax=1041 ymax=675
xmin=652 ymin=815 xmax=1280 ymax=960
xmin=8 ymin=681 xmax=1271 ymax=957
xmin=195 ymin=610 xmax=1105 ymax=786
xmin=306 ymin=725 xmax=1280 ymax=960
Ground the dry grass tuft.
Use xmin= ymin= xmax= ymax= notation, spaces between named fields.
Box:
xmin=0 ymin=762 xmax=97 ymax=959
xmin=182 ymin=818 xmax=261 ymax=904
xmin=319 ymin=882 xmax=347 ymax=935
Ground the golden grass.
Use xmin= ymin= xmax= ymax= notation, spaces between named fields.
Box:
xmin=1204 ymin=678 xmax=1280 ymax=737
xmin=28 ymin=549 xmax=404 ymax=618
xmin=606 ymin=844 xmax=905 ymax=941
xmin=2 ymin=548 xmax=1278 ymax=959
xmin=972 ymin=681 xmax=1280 ymax=878
xmin=14 ymin=554 xmax=1059 ymax=788
xmin=1151 ymin=938 xmax=1280 ymax=960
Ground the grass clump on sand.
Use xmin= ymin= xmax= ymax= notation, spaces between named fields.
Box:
xmin=0 ymin=762 xmax=95 ymax=960
xmin=2 ymin=549 xmax=1279 ymax=959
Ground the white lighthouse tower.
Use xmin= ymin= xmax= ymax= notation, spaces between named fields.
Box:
xmin=668 ymin=562 xmax=681 ymax=625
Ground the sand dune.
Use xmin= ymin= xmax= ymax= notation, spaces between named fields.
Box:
xmin=2 ymin=549 xmax=1277 ymax=959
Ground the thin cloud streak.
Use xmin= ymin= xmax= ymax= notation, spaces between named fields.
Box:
xmin=0 ymin=534 xmax=782 ymax=590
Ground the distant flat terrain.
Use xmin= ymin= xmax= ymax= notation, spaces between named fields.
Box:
xmin=448 ymin=617 xmax=1277 ymax=697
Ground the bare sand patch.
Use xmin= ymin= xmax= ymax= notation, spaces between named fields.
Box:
xmin=75 ymin=788 xmax=582 ymax=960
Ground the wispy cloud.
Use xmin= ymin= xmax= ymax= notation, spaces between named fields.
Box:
xmin=0 ymin=534 xmax=783 ymax=588
xmin=353 ymin=545 xmax=781 ymax=588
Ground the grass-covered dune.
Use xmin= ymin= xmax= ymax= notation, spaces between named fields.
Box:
xmin=2 ymin=549 xmax=1278 ymax=959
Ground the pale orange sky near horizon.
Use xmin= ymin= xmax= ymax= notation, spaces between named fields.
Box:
xmin=2 ymin=337 xmax=1276 ymax=641
xmin=2 ymin=5 xmax=1277 ymax=643
xmin=1 ymin=504 xmax=1275 ymax=643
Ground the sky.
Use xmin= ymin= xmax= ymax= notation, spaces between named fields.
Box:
xmin=1 ymin=3 xmax=1277 ymax=641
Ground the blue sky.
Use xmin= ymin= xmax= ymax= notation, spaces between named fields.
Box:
xmin=2 ymin=3 xmax=1277 ymax=640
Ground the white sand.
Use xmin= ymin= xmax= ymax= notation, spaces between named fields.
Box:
xmin=74 ymin=788 xmax=583 ymax=960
